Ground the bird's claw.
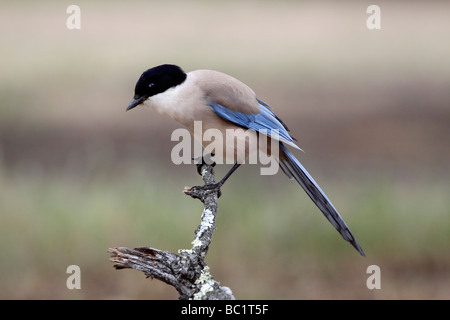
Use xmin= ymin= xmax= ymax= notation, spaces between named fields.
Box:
xmin=184 ymin=183 xmax=222 ymax=199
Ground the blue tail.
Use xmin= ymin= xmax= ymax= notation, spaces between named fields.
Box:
xmin=279 ymin=144 xmax=365 ymax=256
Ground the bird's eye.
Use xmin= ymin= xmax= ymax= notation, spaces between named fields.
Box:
xmin=148 ymin=83 xmax=154 ymax=88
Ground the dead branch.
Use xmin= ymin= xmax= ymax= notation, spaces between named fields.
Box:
xmin=108 ymin=163 xmax=235 ymax=300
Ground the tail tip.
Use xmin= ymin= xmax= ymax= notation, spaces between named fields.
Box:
xmin=352 ymin=241 xmax=366 ymax=257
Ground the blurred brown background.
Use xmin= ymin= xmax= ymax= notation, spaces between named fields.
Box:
xmin=0 ymin=1 xmax=449 ymax=299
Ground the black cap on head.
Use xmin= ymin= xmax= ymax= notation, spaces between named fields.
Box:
xmin=127 ymin=64 xmax=187 ymax=111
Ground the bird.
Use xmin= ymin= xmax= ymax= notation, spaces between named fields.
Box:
xmin=126 ymin=64 xmax=365 ymax=256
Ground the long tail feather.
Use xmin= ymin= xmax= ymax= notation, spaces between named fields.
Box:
xmin=279 ymin=144 xmax=365 ymax=256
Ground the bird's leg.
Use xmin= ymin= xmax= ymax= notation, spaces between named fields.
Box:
xmin=190 ymin=163 xmax=242 ymax=197
xmin=214 ymin=163 xmax=241 ymax=189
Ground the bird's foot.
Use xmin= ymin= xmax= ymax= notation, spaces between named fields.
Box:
xmin=183 ymin=183 xmax=222 ymax=199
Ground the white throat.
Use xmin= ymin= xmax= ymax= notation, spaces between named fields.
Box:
xmin=143 ymin=73 xmax=198 ymax=123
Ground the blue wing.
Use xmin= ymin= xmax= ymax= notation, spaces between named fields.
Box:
xmin=209 ymin=98 xmax=301 ymax=149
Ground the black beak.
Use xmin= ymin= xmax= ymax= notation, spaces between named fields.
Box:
xmin=126 ymin=95 xmax=148 ymax=111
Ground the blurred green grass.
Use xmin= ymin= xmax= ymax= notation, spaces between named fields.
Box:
xmin=0 ymin=1 xmax=449 ymax=299
xmin=0 ymin=159 xmax=449 ymax=299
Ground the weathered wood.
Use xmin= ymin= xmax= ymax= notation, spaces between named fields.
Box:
xmin=108 ymin=163 xmax=235 ymax=300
